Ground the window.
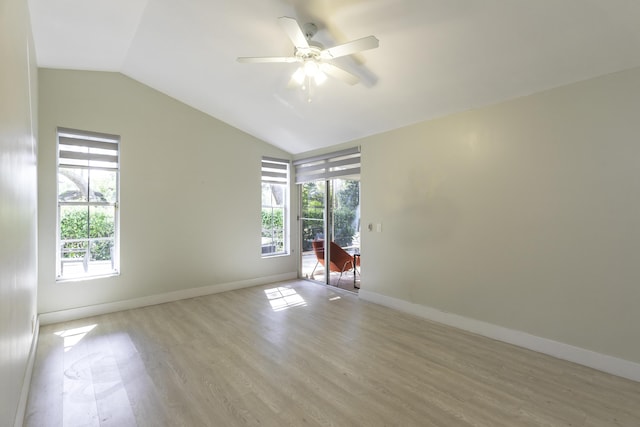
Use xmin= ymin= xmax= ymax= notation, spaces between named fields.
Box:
xmin=57 ymin=127 xmax=119 ymax=280
xmin=261 ymin=157 xmax=290 ymax=256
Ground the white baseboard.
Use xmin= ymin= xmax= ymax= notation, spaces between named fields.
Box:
xmin=39 ymin=272 xmax=297 ymax=325
xmin=359 ymin=290 xmax=640 ymax=383
xmin=15 ymin=316 xmax=39 ymax=427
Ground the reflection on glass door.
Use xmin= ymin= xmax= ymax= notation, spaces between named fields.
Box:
xmin=301 ymin=181 xmax=325 ymax=283
xmin=300 ymin=179 xmax=360 ymax=291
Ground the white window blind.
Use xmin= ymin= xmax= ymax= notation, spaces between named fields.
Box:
xmin=58 ymin=127 xmax=119 ymax=169
xmin=261 ymin=157 xmax=289 ymax=184
xmin=293 ymin=146 xmax=360 ymax=184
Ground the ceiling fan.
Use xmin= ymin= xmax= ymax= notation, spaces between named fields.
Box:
xmin=237 ymin=17 xmax=379 ymax=91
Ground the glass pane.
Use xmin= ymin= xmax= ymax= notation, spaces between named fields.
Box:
xmin=302 ymin=181 xmax=325 ymax=244
xmin=89 ymin=238 xmax=113 ymax=263
xmin=59 ymin=205 xmax=116 ymax=278
xmin=60 ymin=239 xmax=89 ymax=278
xmin=300 ymin=181 xmax=325 ymax=281
xmin=329 ymin=179 xmax=360 ymax=290
xmin=59 ymin=204 xmax=89 ymax=278
xmin=60 ymin=205 xmax=89 ymax=240
xmin=262 ymin=183 xmax=285 ymax=207
xmin=331 ymin=179 xmax=360 ymax=249
xmin=261 ymin=206 xmax=284 ymax=254
xmin=60 ymin=240 xmax=88 ymax=260
xmin=89 ymin=204 xmax=115 ymax=272
xmin=58 ymin=167 xmax=88 ymax=202
xmin=261 ymin=183 xmax=271 ymax=206
xmin=89 ymin=169 xmax=117 ymax=203
xmin=89 ymin=206 xmax=115 ymax=239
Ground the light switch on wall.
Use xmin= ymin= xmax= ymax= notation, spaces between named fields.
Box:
xmin=367 ymin=222 xmax=383 ymax=232
xmin=367 ymin=223 xmax=382 ymax=232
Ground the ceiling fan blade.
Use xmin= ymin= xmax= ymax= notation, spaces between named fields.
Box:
xmin=319 ymin=63 xmax=360 ymax=85
xmin=321 ymin=35 xmax=379 ymax=59
xmin=237 ymin=56 xmax=299 ymax=64
xmin=278 ymin=16 xmax=309 ymax=49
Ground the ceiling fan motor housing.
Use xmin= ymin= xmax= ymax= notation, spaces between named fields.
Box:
xmin=294 ymin=23 xmax=323 ymax=60
xmin=302 ymin=23 xmax=318 ymax=40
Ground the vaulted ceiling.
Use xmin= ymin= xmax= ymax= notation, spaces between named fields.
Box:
xmin=28 ymin=0 xmax=640 ymax=154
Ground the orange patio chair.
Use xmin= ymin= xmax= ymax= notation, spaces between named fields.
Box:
xmin=311 ymin=240 xmax=360 ymax=286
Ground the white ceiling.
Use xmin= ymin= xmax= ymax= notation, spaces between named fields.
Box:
xmin=28 ymin=0 xmax=640 ymax=154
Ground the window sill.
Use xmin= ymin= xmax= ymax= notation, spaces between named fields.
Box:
xmin=261 ymin=252 xmax=290 ymax=259
xmin=56 ymin=271 xmax=120 ymax=283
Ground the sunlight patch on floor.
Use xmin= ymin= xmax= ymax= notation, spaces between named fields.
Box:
xmin=264 ymin=287 xmax=307 ymax=311
xmin=54 ymin=324 xmax=97 ymax=352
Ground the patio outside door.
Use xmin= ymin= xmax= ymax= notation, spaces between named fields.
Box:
xmin=300 ymin=178 xmax=360 ymax=291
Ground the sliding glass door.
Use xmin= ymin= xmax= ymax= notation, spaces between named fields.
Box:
xmin=300 ymin=178 xmax=360 ymax=291
xmin=296 ymin=147 xmax=361 ymax=291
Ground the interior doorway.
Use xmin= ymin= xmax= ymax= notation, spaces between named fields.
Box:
xmin=300 ymin=178 xmax=360 ymax=292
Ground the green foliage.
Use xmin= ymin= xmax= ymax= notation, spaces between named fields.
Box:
xmin=333 ymin=180 xmax=359 ymax=246
xmin=262 ymin=208 xmax=284 ymax=252
xmin=261 ymin=208 xmax=283 ymax=231
xmin=61 ymin=209 xmax=114 ymax=260
xmin=301 ymin=182 xmax=325 ymax=251
xmin=338 ymin=180 xmax=360 ymax=211
xmin=301 ymin=180 xmax=360 ymax=250
xmin=333 ymin=208 xmax=356 ymax=247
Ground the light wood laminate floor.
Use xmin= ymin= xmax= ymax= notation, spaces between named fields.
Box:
xmin=26 ymin=280 xmax=640 ymax=426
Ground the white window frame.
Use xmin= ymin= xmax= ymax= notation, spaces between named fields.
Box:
xmin=56 ymin=127 xmax=120 ymax=281
xmin=261 ymin=157 xmax=290 ymax=257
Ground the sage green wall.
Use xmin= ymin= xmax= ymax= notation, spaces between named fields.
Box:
xmin=38 ymin=69 xmax=296 ymax=314
xmin=359 ymin=67 xmax=640 ymax=364
xmin=0 ymin=0 xmax=39 ymax=423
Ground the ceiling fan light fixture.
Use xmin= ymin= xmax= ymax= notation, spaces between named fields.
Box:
xmin=304 ymin=60 xmax=319 ymax=77
xmin=314 ymin=70 xmax=327 ymax=86
xmin=292 ymin=67 xmax=305 ymax=85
